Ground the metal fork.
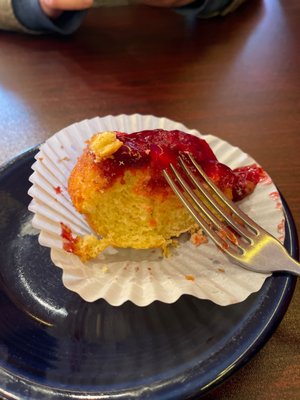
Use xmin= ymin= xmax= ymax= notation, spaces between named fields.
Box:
xmin=163 ymin=154 xmax=300 ymax=275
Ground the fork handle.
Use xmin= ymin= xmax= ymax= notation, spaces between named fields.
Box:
xmin=279 ymin=252 xmax=300 ymax=275
xmin=252 ymin=239 xmax=300 ymax=276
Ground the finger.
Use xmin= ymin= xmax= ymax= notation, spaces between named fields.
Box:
xmin=41 ymin=0 xmax=93 ymax=12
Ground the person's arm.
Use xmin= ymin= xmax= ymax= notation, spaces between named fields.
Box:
xmin=0 ymin=0 xmax=248 ymax=34
xmin=12 ymin=0 xmax=87 ymax=34
xmin=0 ymin=0 xmax=30 ymax=32
xmin=175 ymin=0 xmax=248 ymax=18
xmin=1 ymin=0 xmax=128 ymax=34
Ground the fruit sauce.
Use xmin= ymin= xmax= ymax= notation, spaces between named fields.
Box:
xmin=95 ymin=129 xmax=264 ymax=201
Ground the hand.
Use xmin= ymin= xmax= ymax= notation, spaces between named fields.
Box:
xmin=40 ymin=0 xmax=93 ymax=19
xmin=137 ymin=0 xmax=194 ymax=6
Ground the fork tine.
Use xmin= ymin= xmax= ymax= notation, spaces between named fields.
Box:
xmin=179 ymin=156 xmax=257 ymax=243
xmin=187 ymin=154 xmax=261 ymax=236
xmin=163 ymin=167 xmax=242 ymax=256
xmin=168 ymin=164 xmax=234 ymax=239
xmin=164 ymin=156 xmax=300 ymax=277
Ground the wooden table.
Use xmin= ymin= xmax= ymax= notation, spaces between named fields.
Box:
xmin=0 ymin=0 xmax=299 ymax=398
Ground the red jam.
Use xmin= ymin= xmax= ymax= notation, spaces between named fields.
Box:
xmin=95 ymin=129 xmax=263 ymax=201
xmin=54 ymin=186 xmax=62 ymax=194
xmin=60 ymin=222 xmax=76 ymax=253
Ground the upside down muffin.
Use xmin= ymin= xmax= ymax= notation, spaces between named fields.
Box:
xmin=66 ymin=129 xmax=262 ymax=261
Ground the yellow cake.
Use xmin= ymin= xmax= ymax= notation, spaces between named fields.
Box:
xmin=65 ymin=129 xmax=262 ymax=261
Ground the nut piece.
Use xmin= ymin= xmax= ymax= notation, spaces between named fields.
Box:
xmin=89 ymin=131 xmax=123 ymax=161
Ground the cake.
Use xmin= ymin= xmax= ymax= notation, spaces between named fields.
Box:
xmin=66 ymin=129 xmax=262 ymax=261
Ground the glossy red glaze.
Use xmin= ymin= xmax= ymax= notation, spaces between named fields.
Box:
xmin=95 ymin=130 xmax=263 ymax=201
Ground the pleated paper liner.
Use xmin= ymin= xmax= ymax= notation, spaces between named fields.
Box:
xmin=28 ymin=115 xmax=285 ymax=306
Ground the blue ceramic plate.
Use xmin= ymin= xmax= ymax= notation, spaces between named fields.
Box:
xmin=0 ymin=148 xmax=298 ymax=399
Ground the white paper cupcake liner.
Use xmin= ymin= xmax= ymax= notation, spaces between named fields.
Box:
xmin=28 ymin=114 xmax=285 ymax=306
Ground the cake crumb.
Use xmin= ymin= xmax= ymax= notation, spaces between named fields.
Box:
xmin=58 ymin=156 xmax=70 ymax=162
xmin=185 ymin=274 xmax=195 ymax=282
xmin=190 ymin=230 xmax=208 ymax=246
xmin=101 ymin=265 xmax=109 ymax=273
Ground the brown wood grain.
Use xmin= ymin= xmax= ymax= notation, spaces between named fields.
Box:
xmin=0 ymin=0 xmax=299 ymax=398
